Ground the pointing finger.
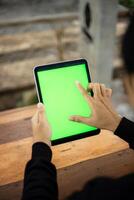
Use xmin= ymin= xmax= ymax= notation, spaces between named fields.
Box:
xmin=75 ymin=81 xmax=91 ymax=102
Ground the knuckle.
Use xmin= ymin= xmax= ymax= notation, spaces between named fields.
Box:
xmin=89 ymin=82 xmax=93 ymax=88
xmin=101 ymin=84 xmax=105 ymax=88
xmin=75 ymin=117 xmax=81 ymax=122
xmin=94 ymin=83 xmax=98 ymax=88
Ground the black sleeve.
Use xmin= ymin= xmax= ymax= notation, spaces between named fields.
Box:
xmin=66 ymin=174 xmax=134 ymax=200
xmin=21 ymin=142 xmax=58 ymax=200
xmin=114 ymin=117 xmax=134 ymax=149
xmin=66 ymin=177 xmax=121 ymax=200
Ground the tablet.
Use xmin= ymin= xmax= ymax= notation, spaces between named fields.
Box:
xmin=34 ymin=59 xmax=100 ymax=145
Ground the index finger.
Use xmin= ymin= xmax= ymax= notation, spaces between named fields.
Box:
xmin=75 ymin=81 xmax=90 ymax=101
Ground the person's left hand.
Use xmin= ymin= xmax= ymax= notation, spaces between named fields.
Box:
xmin=31 ymin=103 xmax=52 ymax=146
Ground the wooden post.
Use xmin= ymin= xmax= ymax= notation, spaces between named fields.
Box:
xmin=80 ymin=0 xmax=118 ymax=86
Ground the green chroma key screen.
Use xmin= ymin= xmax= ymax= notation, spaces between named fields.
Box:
xmin=34 ymin=59 xmax=99 ymax=145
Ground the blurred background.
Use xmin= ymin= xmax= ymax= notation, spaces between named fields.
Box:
xmin=0 ymin=0 xmax=134 ymax=120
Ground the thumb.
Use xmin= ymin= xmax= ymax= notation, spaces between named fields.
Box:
xmin=37 ymin=102 xmax=44 ymax=112
xmin=69 ymin=115 xmax=89 ymax=125
xmin=37 ymin=103 xmax=45 ymax=123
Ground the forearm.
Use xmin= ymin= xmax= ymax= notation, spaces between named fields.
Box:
xmin=114 ymin=117 xmax=134 ymax=149
xmin=21 ymin=142 xmax=58 ymax=200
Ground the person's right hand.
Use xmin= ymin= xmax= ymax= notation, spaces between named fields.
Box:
xmin=69 ymin=82 xmax=122 ymax=132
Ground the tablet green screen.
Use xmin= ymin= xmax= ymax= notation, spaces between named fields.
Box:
xmin=37 ymin=63 xmax=97 ymax=141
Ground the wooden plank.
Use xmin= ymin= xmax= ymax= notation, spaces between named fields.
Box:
xmin=0 ymin=38 xmax=78 ymax=66
xmin=0 ymin=84 xmax=35 ymax=95
xmin=0 ymin=105 xmax=128 ymax=150
xmin=58 ymin=149 xmax=134 ymax=199
xmin=0 ymin=119 xmax=32 ymax=144
xmin=0 ymin=11 xmax=128 ymax=28
xmin=0 ymin=29 xmax=79 ymax=55
xmin=0 ymin=56 xmax=58 ymax=93
xmin=0 ymin=149 xmax=134 ymax=200
xmin=0 ymin=130 xmax=128 ymax=186
xmin=0 ymin=31 xmax=57 ymax=54
xmin=0 ymin=13 xmax=78 ymax=27
xmin=0 ymin=105 xmax=36 ymax=124
xmin=0 ymin=53 xmax=79 ymax=94
xmin=0 ymin=181 xmax=22 ymax=200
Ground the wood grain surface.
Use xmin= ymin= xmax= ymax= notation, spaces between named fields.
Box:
xmin=0 ymin=148 xmax=134 ymax=200
xmin=0 ymin=105 xmax=134 ymax=200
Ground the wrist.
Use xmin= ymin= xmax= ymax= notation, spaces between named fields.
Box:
xmin=110 ymin=114 xmax=122 ymax=132
xmin=33 ymin=136 xmax=51 ymax=147
xmin=32 ymin=142 xmax=52 ymax=161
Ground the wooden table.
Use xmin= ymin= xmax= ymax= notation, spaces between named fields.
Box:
xmin=0 ymin=105 xmax=134 ymax=200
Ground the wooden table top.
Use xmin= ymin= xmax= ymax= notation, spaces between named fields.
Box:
xmin=0 ymin=105 xmax=134 ymax=200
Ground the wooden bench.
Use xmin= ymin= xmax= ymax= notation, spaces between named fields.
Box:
xmin=0 ymin=105 xmax=134 ymax=200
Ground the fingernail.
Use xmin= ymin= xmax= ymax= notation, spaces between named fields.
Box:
xmin=37 ymin=102 xmax=43 ymax=109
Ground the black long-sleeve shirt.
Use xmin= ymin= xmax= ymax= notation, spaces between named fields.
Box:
xmin=22 ymin=143 xmax=58 ymax=200
xmin=21 ymin=117 xmax=134 ymax=200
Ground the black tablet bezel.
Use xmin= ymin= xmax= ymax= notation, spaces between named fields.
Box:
xmin=34 ymin=59 xmax=100 ymax=145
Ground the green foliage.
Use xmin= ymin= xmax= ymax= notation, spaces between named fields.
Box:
xmin=120 ymin=0 xmax=134 ymax=8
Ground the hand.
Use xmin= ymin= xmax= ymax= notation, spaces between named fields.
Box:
xmin=69 ymin=82 xmax=122 ymax=132
xmin=31 ymin=103 xmax=52 ymax=146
